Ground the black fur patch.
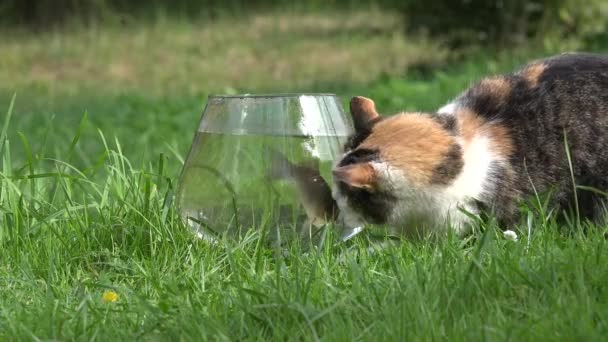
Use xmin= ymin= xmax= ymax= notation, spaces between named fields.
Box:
xmin=433 ymin=114 xmax=458 ymax=135
xmin=343 ymin=117 xmax=383 ymax=151
xmin=338 ymin=182 xmax=395 ymax=224
xmin=430 ymin=143 xmax=464 ymax=185
xmin=461 ymin=78 xmax=514 ymax=120
xmin=337 ymin=148 xmax=379 ymax=167
xmin=336 ymin=147 xmax=390 ymax=223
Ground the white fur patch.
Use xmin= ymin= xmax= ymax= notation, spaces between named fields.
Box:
xmin=379 ymin=132 xmax=497 ymax=236
xmin=372 ymin=162 xmax=462 ymax=236
xmin=438 ymin=101 xmax=460 ymax=115
xmin=446 ymin=135 xmax=494 ymax=200
xmin=441 ymin=133 xmax=499 ymax=234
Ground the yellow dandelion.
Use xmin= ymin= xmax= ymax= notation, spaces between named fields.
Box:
xmin=102 ymin=290 xmax=119 ymax=303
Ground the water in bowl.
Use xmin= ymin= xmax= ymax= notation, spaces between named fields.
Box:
xmin=177 ymin=131 xmax=348 ymax=245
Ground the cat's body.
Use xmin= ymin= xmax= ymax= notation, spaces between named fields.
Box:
xmin=332 ymin=53 xmax=608 ymax=236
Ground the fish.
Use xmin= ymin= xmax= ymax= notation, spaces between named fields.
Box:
xmin=267 ymin=149 xmax=339 ymax=227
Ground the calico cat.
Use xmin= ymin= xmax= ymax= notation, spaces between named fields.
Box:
xmin=332 ymin=53 xmax=608 ymax=237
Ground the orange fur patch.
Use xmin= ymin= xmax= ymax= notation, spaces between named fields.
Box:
xmin=333 ymin=163 xmax=376 ymax=190
xmin=479 ymin=76 xmax=511 ymax=103
xmin=520 ymin=63 xmax=547 ymax=88
xmin=486 ymin=123 xmax=514 ymax=157
xmin=457 ymin=109 xmax=484 ymax=143
xmin=456 ymin=109 xmax=514 ymax=158
xmin=351 ymin=96 xmax=379 ymax=118
xmin=360 ymin=114 xmax=455 ymax=185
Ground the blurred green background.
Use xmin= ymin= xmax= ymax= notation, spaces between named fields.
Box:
xmin=2 ymin=0 xmax=608 ymax=170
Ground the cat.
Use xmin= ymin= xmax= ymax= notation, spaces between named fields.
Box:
xmin=332 ymin=52 xmax=608 ymax=237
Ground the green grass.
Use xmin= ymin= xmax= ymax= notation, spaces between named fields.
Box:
xmin=2 ymin=115 xmax=607 ymax=339
xmin=2 ymin=9 xmax=608 ymax=341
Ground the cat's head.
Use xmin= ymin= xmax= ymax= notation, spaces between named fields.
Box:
xmin=332 ymin=96 xmax=464 ymax=229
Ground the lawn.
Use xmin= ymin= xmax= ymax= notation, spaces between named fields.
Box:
xmin=1 ymin=9 xmax=607 ymax=341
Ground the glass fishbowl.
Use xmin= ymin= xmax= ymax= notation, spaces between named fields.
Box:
xmin=176 ymin=94 xmax=359 ymax=245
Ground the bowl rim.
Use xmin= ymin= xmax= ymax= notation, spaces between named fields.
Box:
xmin=208 ymin=93 xmax=337 ymax=99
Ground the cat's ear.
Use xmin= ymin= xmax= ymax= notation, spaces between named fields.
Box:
xmin=350 ymin=96 xmax=379 ymax=132
xmin=332 ymin=163 xmax=376 ymax=190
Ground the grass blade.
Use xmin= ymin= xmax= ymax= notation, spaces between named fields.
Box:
xmin=0 ymin=93 xmax=16 ymax=155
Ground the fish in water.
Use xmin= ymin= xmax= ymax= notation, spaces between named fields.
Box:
xmin=267 ymin=149 xmax=338 ymax=227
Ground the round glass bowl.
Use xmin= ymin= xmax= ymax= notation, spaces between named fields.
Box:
xmin=176 ymin=94 xmax=356 ymax=245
